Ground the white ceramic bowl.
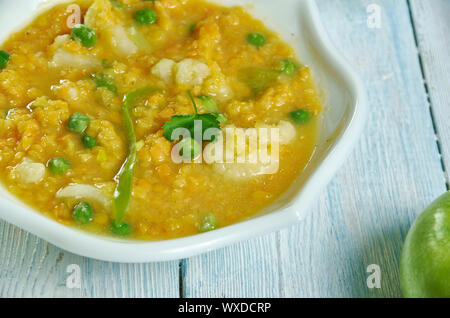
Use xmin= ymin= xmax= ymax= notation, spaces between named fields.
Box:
xmin=0 ymin=0 xmax=367 ymax=262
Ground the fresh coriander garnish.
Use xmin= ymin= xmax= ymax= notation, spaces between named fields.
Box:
xmin=197 ymin=95 xmax=218 ymax=113
xmin=162 ymin=91 xmax=221 ymax=142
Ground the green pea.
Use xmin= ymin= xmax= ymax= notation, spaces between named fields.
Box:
xmin=280 ymin=59 xmax=297 ymax=76
xmin=71 ymin=25 xmax=97 ymax=48
xmin=246 ymin=32 xmax=266 ymax=47
xmin=197 ymin=213 xmax=217 ymax=233
xmin=178 ymin=137 xmax=202 ymax=160
xmin=110 ymin=221 xmax=133 ymax=236
xmin=0 ymin=50 xmax=10 ymax=69
xmin=82 ymin=135 xmax=97 ymax=149
xmin=48 ymin=157 xmax=72 ymax=175
xmin=72 ymin=201 xmax=93 ymax=224
xmin=289 ymin=109 xmax=311 ymax=124
xmin=197 ymin=95 xmax=218 ymax=112
xmin=134 ymin=9 xmax=158 ymax=25
xmin=68 ymin=113 xmax=90 ymax=134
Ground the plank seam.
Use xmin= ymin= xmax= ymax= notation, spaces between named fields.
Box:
xmin=276 ymin=231 xmax=285 ymax=297
xmin=179 ymin=259 xmax=185 ymax=298
xmin=406 ymin=0 xmax=450 ymax=190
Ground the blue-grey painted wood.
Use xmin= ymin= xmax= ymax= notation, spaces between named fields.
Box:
xmin=278 ymin=0 xmax=447 ymax=297
xmin=0 ymin=223 xmax=179 ymax=297
xmin=182 ymin=233 xmax=281 ymax=298
xmin=182 ymin=0 xmax=447 ymax=298
xmin=409 ymin=0 xmax=450 ymax=188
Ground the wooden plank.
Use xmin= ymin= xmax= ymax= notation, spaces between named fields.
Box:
xmin=0 ymin=222 xmax=179 ymax=297
xmin=182 ymin=233 xmax=281 ymax=297
xmin=409 ymin=0 xmax=450 ymax=188
xmin=277 ymin=0 xmax=447 ymax=297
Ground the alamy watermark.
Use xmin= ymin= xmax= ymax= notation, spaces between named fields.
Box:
xmin=366 ymin=264 xmax=381 ymax=289
xmin=66 ymin=264 xmax=81 ymax=289
xmin=367 ymin=4 xmax=382 ymax=29
xmin=66 ymin=4 xmax=81 ymax=29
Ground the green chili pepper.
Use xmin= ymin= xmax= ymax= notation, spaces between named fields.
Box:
xmin=112 ymin=87 xmax=164 ymax=227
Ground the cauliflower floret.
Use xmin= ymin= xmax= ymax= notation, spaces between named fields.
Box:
xmin=204 ymin=128 xmax=280 ymax=180
xmin=202 ymin=71 xmax=233 ymax=102
xmin=51 ymin=34 xmax=70 ymax=49
xmin=152 ymin=58 xmax=211 ymax=87
xmin=49 ymin=35 xmax=101 ymax=69
xmin=14 ymin=158 xmax=45 ymax=184
xmin=84 ymin=0 xmax=138 ymax=57
xmin=151 ymin=58 xmax=176 ymax=83
xmin=256 ymin=120 xmax=296 ymax=145
xmin=174 ymin=59 xmax=210 ymax=86
xmin=278 ymin=120 xmax=296 ymax=145
xmin=51 ymin=50 xmax=101 ymax=69
xmin=109 ymin=25 xmax=138 ymax=57
xmin=204 ymin=121 xmax=296 ymax=180
xmin=56 ymin=184 xmax=110 ymax=208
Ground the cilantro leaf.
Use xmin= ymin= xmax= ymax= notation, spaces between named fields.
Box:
xmin=163 ymin=114 xmax=196 ymax=141
xmin=162 ymin=91 xmax=221 ymax=142
xmin=162 ymin=113 xmax=220 ymax=142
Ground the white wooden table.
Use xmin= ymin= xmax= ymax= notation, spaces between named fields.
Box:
xmin=1 ymin=0 xmax=449 ymax=298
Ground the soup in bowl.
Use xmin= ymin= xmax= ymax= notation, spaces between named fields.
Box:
xmin=0 ymin=0 xmax=323 ymax=240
